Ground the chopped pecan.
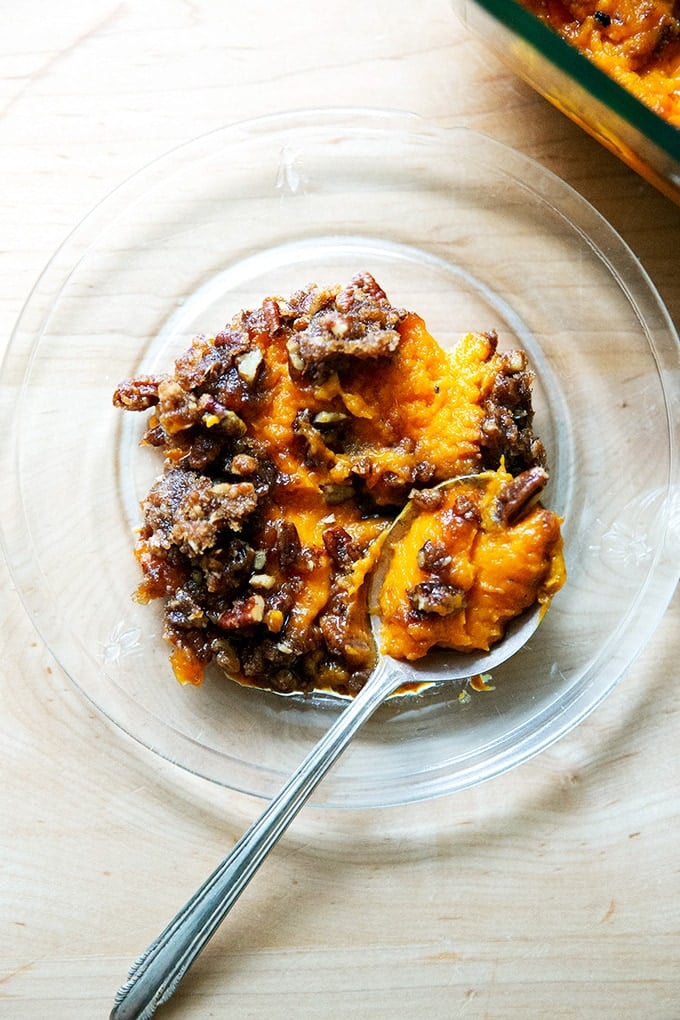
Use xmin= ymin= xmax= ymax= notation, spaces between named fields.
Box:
xmin=293 ymin=408 xmax=335 ymax=469
xmin=230 ymin=453 xmax=259 ymax=475
xmin=165 ymin=588 xmax=206 ymax=628
xmin=214 ymin=594 xmax=265 ymax=630
xmin=450 ymin=494 xmax=482 ymax=524
xmin=496 ymin=466 xmax=549 ymax=525
xmin=313 ymin=410 xmax=348 ymax=426
xmin=416 ymin=539 xmax=452 ymax=574
xmin=236 ymin=347 xmax=263 ymax=384
xmin=407 ymin=581 xmax=467 ymax=617
xmin=249 ymin=573 xmax=276 ymax=590
xmin=112 ymin=375 xmax=163 ymax=410
xmin=262 ymin=297 xmax=282 ymax=335
xmin=322 ymin=526 xmax=360 ymax=569
xmin=174 ymin=335 xmax=224 ymax=390
xmin=210 ymin=637 xmax=241 ymax=676
xmin=275 ymin=520 xmax=302 ymax=572
xmin=409 ymin=487 xmax=446 ymax=512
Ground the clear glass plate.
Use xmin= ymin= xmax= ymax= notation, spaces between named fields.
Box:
xmin=1 ymin=109 xmax=678 ymax=808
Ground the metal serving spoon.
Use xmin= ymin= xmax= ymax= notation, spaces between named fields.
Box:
xmin=110 ymin=473 xmax=544 ymax=1020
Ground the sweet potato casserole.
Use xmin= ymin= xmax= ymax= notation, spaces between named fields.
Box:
xmin=519 ymin=0 xmax=680 ymax=126
xmin=114 ymin=273 xmax=565 ymax=696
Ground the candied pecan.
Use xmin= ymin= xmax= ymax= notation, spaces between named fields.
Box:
xmin=407 ymin=581 xmax=467 ymax=617
xmin=293 ymin=408 xmax=336 ymax=469
xmin=214 ymin=594 xmax=265 ymax=630
xmin=166 ymin=588 xmax=207 ymax=629
xmin=416 ymin=539 xmax=452 ymax=574
xmin=180 ymin=430 xmax=225 ymax=470
xmin=274 ymin=520 xmax=302 ymax=572
xmin=174 ymin=335 xmax=225 ymax=390
xmin=479 ymin=349 xmax=546 ymax=474
xmin=409 ymin=487 xmax=446 ymax=512
xmin=322 ymin=526 xmax=360 ymax=569
xmin=335 ymin=272 xmax=395 ymax=316
xmin=413 ymin=461 xmax=437 ymax=485
xmin=213 ymin=326 xmax=251 ymax=354
xmin=142 ymin=421 xmax=167 ymax=447
xmin=318 ymin=602 xmax=374 ymax=667
xmin=231 ymin=453 xmax=259 ymax=475
xmin=155 ymin=378 xmax=199 ymax=435
xmin=199 ymin=539 xmax=254 ymax=594
xmin=496 ymin=466 xmax=549 ymax=525
xmin=292 ymin=283 xmax=338 ymax=318
xmin=210 ymin=637 xmax=241 ymax=676
xmin=225 ymin=437 xmax=276 ymax=495
xmin=235 ymin=347 xmax=263 ymax=384
xmin=112 ymin=375 xmax=163 ymax=410
xmin=450 ymin=494 xmax=482 ymax=524
xmin=480 ymin=405 xmax=546 ymax=474
xmin=291 ymin=311 xmax=400 ymax=366
xmin=207 ymin=364 xmax=258 ymax=414
xmin=262 ymin=297 xmax=282 ymax=335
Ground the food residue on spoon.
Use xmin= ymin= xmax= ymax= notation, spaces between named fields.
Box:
xmin=113 ymin=273 xmax=565 ymax=696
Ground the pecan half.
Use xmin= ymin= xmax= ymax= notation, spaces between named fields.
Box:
xmin=496 ymin=466 xmax=549 ymax=525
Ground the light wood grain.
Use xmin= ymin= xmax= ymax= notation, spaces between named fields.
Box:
xmin=1 ymin=2 xmax=679 ymax=1018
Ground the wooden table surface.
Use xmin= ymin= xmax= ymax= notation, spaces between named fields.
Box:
xmin=2 ymin=3 xmax=679 ymax=1018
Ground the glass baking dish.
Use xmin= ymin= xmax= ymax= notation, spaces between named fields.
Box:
xmin=451 ymin=0 xmax=680 ymax=204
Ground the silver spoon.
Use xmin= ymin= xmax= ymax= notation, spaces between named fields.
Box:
xmin=110 ymin=473 xmax=545 ymax=1020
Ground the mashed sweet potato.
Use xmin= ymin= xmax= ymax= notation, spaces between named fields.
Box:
xmin=113 ymin=273 xmax=564 ymax=696
xmin=378 ymin=465 xmax=565 ymax=661
xmin=520 ymin=0 xmax=680 ymax=126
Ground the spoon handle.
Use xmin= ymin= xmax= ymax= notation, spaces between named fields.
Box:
xmin=110 ymin=656 xmax=403 ymax=1020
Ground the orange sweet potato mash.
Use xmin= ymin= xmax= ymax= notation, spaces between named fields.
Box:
xmin=113 ymin=274 xmax=565 ymax=696
xmin=378 ymin=465 xmax=565 ymax=661
xmin=520 ymin=0 xmax=680 ymax=126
